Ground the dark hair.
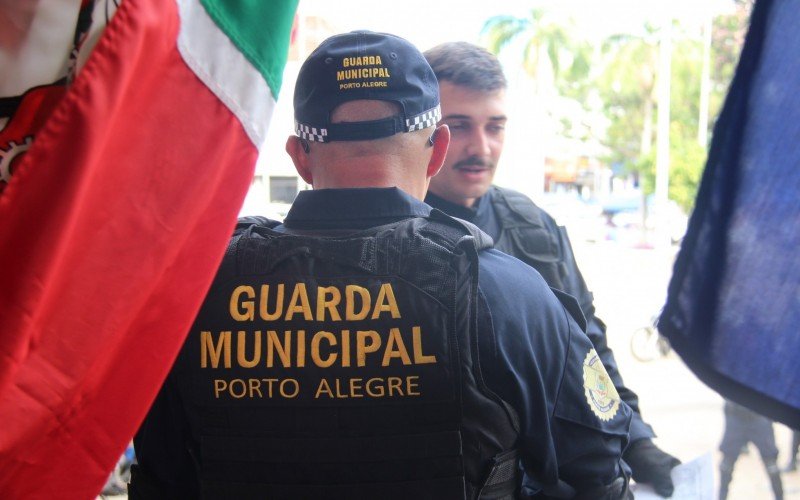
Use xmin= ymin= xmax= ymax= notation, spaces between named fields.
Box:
xmin=423 ymin=42 xmax=507 ymax=92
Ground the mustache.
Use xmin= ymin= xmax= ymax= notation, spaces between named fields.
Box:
xmin=453 ymin=157 xmax=493 ymax=170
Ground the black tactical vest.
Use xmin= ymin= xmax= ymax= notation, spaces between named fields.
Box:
xmin=490 ymin=187 xmax=567 ymax=291
xmin=173 ymin=211 xmax=520 ymax=499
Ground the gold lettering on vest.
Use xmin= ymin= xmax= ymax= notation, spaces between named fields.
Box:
xmin=341 ymin=329 xmax=351 ymax=367
xmin=230 ymin=286 xmax=255 ymax=321
xmin=228 ymin=282 xmax=404 ymax=322
xmin=285 ymin=283 xmax=313 ymax=320
xmin=214 ymin=379 xmax=226 ymax=398
xmin=236 ymin=330 xmax=260 ymax=368
xmin=412 ymin=326 xmax=437 ymax=364
xmin=315 ymin=378 xmax=334 ymax=398
xmin=387 ymin=376 xmax=403 ymax=396
xmin=345 ymin=285 xmax=370 ymax=320
xmin=228 ymin=379 xmax=247 ymax=398
xmin=316 ymin=286 xmax=342 ymax=321
xmin=213 ymin=378 xmax=300 ymax=399
xmin=296 ymin=329 xmax=306 ymax=367
xmin=266 ymin=330 xmax=291 ymax=367
xmin=381 ymin=327 xmax=412 ymax=366
xmin=356 ymin=330 xmax=381 ymax=367
xmin=311 ymin=376 xmax=420 ymax=399
xmin=371 ymin=283 xmax=401 ymax=319
xmin=334 ymin=378 xmax=349 ymax=398
xmin=248 ymin=377 xmax=263 ymax=397
xmin=279 ymin=378 xmax=300 ymax=398
xmin=366 ymin=377 xmax=385 ymax=397
xmin=311 ymin=331 xmax=338 ymax=368
xmin=201 ymin=326 xmax=436 ymax=370
xmin=259 ymin=284 xmax=284 ymax=320
xmin=406 ymin=375 xmax=421 ymax=396
xmin=349 ymin=377 xmax=364 ymax=398
xmin=201 ymin=330 xmax=231 ymax=368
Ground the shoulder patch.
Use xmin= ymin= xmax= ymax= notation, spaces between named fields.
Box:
xmin=583 ymin=349 xmax=620 ymax=421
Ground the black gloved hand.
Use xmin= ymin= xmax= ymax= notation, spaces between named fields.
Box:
xmin=623 ymin=439 xmax=681 ymax=497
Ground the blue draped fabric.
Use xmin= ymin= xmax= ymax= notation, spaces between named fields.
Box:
xmin=660 ymin=0 xmax=800 ymax=429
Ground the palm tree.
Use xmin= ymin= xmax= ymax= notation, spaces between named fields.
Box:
xmin=599 ymin=28 xmax=660 ymax=163
xmin=481 ymin=9 xmax=589 ymax=98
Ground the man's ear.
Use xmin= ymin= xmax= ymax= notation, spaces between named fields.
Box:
xmin=426 ymin=124 xmax=450 ymax=179
xmin=285 ymin=136 xmax=313 ymax=184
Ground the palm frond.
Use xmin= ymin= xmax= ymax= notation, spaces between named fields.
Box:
xmin=481 ymin=15 xmax=530 ymax=54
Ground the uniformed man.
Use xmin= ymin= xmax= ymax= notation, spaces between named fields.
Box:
xmin=131 ymin=31 xmax=632 ymax=499
xmin=422 ymin=42 xmax=680 ymax=497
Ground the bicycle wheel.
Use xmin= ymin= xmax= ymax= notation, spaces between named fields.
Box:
xmin=656 ymin=335 xmax=672 ymax=357
xmin=630 ymin=326 xmax=660 ymax=362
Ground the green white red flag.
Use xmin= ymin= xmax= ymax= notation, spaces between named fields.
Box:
xmin=0 ymin=0 xmax=297 ymax=497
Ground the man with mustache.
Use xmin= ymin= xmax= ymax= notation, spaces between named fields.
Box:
xmin=423 ymin=41 xmax=680 ymax=498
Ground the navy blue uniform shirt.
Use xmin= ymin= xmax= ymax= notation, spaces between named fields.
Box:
xmin=134 ymin=187 xmax=631 ymax=496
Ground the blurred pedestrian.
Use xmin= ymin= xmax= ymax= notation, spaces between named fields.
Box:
xmin=718 ymin=400 xmax=783 ymax=500
xmin=785 ymin=430 xmax=800 ymax=472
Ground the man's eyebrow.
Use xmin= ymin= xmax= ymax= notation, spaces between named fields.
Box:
xmin=442 ymin=114 xmax=508 ymax=121
xmin=442 ymin=113 xmax=473 ymax=121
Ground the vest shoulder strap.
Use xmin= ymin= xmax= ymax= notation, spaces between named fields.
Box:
xmin=235 ymin=215 xmax=282 ymax=232
xmin=214 ymin=217 xmax=282 ymax=278
xmin=549 ymin=287 xmax=588 ymax=332
xmin=428 ymin=208 xmax=494 ymax=251
xmin=492 ymin=186 xmax=548 ymax=228
xmin=490 ymin=186 xmax=568 ymax=290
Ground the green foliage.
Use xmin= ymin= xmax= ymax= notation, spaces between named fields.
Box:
xmin=630 ymin=127 xmax=707 ymax=214
xmin=482 ymin=15 xmax=531 ymax=57
xmin=670 ymin=38 xmax=703 ymax=141
xmin=481 ymin=9 xmax=587 ymax=96
xmin=480 ymin=3 xmax=751 ymax=215
xmin=596 ymin=11 xmax=748 ymax=214
xmin=669 ymin=129 xmax=707 ymax=213
xmin=596 ymin=33 xmax=657 ymax=168
xmin=634 ymin=150 xmax=655 ymax=194
xmin=712 ymin=0 xmax=753 ymax=94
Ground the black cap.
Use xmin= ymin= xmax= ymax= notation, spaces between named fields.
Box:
xmin=293 ymin=30 xmax=440 ymax=143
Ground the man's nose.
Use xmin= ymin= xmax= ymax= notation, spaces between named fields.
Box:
xmin=465 ymin=129 xmax=492 ymax=157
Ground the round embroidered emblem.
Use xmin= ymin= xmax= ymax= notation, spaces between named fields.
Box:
xmin=583 ymin=349 xmax=620 ymax=421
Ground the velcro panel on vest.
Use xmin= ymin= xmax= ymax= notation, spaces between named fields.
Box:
xmin=202 ymin=431 xmax=461 ymax=463
xmin=202 ymin=476 xmax=466 ymax=500
xmin=199 ymin=431 xmax=465 ymax=490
